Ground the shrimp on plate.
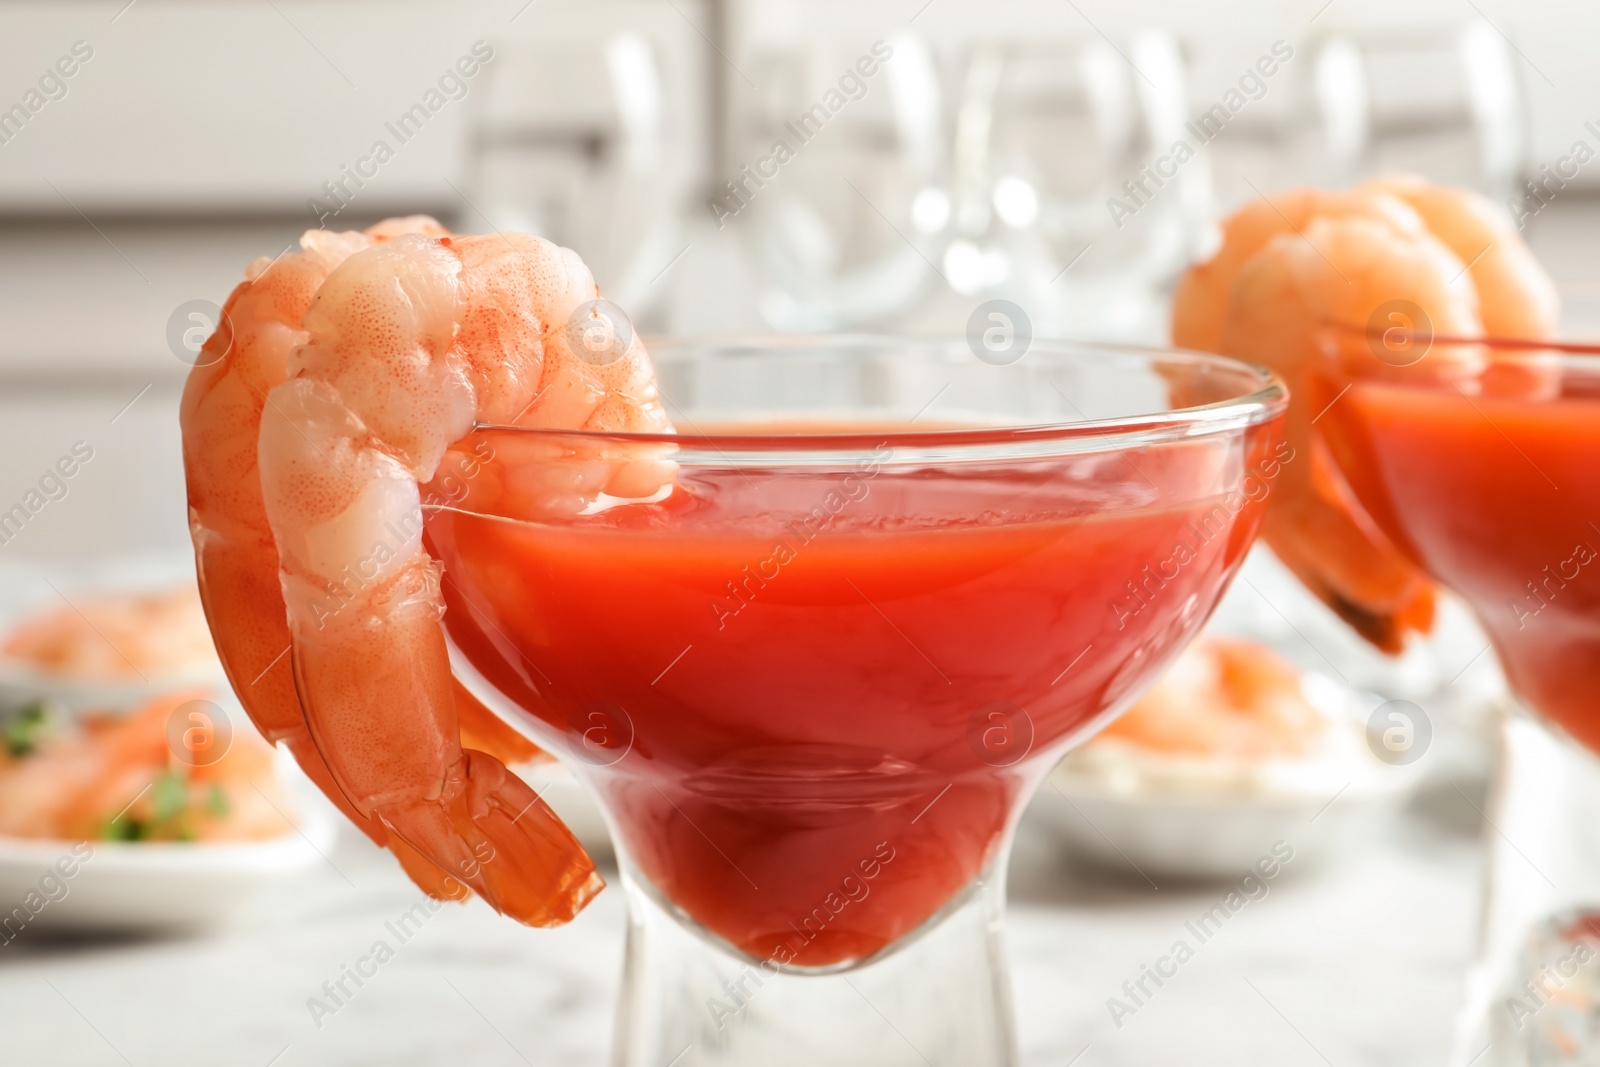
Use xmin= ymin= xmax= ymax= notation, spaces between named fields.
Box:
xmin=180 ymin=218 xmax=670 ymax=924
xmin=1172 ymin=174 xmax=1559 ymax=651
xmin=0 ymin=690 xmax=289 ymax=842
xmin=1096 ymin=636 xmax=1325 ymax=761
xmin=2 ymin=585 xmax=216 ymax=681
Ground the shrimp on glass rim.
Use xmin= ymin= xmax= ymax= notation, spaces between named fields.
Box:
xmin=180 ymin=218 xmax=670 ymax=924
xmin=1172 ymin=174 xmax=1559 ymax=652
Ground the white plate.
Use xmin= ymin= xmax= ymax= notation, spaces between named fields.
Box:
xmin=0 ymin=803 xmax=336 ymax=935
xmin=1032 ymin=764 xmax=1417 ymax=881
xmin=1030 ymin=678 xmax=1426 ymax=880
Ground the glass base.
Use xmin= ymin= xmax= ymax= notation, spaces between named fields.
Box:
xmin=611 ymin=858 xmax=1018 ymax=1067
xmin=1453 ymin=705 xmax=1600 ymax=1066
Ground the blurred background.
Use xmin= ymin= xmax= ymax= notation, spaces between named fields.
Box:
xmin=0 ymin=0 xmax=1595 ymax=1064
xmin=2 ymin=0 xmax=1599 ymax=560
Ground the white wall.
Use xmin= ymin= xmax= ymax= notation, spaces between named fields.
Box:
xmin=0 ymin=0 xmax=710 ymax=212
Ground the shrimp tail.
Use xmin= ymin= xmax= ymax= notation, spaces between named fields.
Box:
xmin=382 ymin=751 xmax=602 ymax=925
xmin=1257 ymin=482 xmax=1437 ymax=653
xmin=279 ymin=522 xmax=602 ymax=927
xmin=1329 ymin=585 xmax=1436 ymax=653
xmin=388 ymin=834 xmax=476 ymax=902
xmin=282 ymin=523 xmax=600 ymax=925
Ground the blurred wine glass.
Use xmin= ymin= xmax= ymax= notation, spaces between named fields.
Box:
xmin=1321 ymin=22 xmax=1524 ymax=199
xmin=730 ymin=33 xmax=948 ymax=331
xmin=957 ymin=32 xmax=1204 ymax=341
xmin=1207 ymin=22 xmax=1525 ymax=205
xmin=733 ymin=30 xmax=1205 ymax=340
xmin=468 ymin=31 xmax=695 ymax=319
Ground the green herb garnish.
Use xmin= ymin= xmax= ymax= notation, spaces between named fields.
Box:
xmin=100 ymin=773 xmax=229 ymax=843
xmin=150 ymin=772 xmax=188 ymax=824
xmin=102 ymin=816 xmax=146 ymax=842
xmin=2 ymin=702 xmax=48 ymax=757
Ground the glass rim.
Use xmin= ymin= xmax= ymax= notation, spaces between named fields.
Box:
xmin=472 ymin=335 xmax=1288 ymax=458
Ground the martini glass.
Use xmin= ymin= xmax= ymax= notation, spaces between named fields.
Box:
xmin=1310 ymin=327 xmax=1600 ymax=1065
xmin=425 ymin=337 xmax=1286 ymax=1067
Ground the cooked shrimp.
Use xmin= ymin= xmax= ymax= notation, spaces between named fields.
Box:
xmin=1097 ymin=636 xmax=1324 ymax=760
xmin=2 ymin=586 xmax=216 ymax=680
xmin=1363 ymin=174 xmax=1559 ymax=339
xmin=182 ymin=220 xmax=669 ymax=925
xmin=0 ymin=690 xmax=289 ymax=842
xmin=1172 ymin=176 xmax=1558 ymax=651
xmin=181 ymin=220 xmax=451 ymax=895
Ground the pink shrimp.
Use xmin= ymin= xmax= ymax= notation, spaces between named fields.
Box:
xmin=1096 ymin=637 xmax=1324 ymax=760
xmin=1172 ymin=176 xmax=1559 ymax=652
xmin=0 ymin=689 xmax=291 ymax=842
xmin=181 ymin=220 xmax=669 ymax=924
xmin=1 ymin=586 xmax=215 ymax=681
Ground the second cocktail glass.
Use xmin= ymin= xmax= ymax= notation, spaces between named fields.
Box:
xmin=1311 ymin=326 xmax=1600 ymax=1066
xmin=424 ymin=337 xmax=1287 ymax=1066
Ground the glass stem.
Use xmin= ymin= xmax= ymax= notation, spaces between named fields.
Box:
xmin=611 ymin=856 xmax=1018 ymax=1067
xmin=1453 ymin=703 xmax=1600 ymax=1066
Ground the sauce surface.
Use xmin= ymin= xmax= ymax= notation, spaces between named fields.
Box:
xmin=1317 ymin=370 xmax=1600 ymax=750
xmin=429 ymin=429 xmax=1277 ymax=965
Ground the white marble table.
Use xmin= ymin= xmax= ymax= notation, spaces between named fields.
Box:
xmin=0 ymin=779 xmax=1481 ymax=1067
